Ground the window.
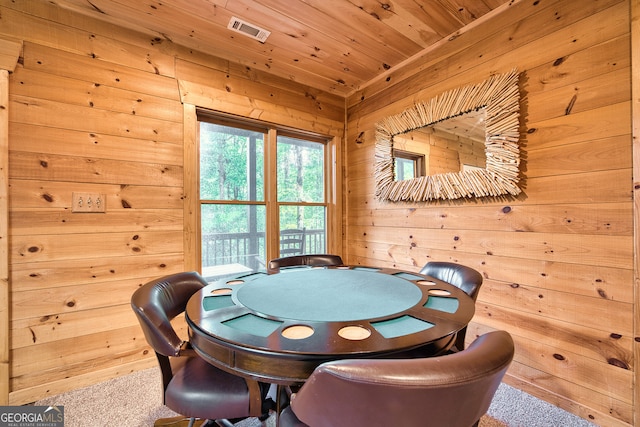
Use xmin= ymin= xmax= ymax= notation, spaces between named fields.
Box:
xmin=393 ymin=149 xmax=425 ymax=180
xmin=197 ymin=113 xmax=333 ymax=279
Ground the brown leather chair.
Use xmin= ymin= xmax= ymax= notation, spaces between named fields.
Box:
xmin=420 ymin=261 xmax=484 ymax=350
xmin=279 ymin=331 xmax=514 ymax=427
xmin=267 ymin=254 xmax=344 ymax=274
xmin=131 ymin=271 xmax=268 ymax=427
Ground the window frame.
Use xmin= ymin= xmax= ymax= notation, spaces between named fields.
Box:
xmin=190 ymin=109 xmax=339 ymax=272
xmin=392 ymin=148 xmax=425 ymax=180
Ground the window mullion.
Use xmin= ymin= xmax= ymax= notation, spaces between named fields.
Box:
xmin=325 ymin=136 xmax=339 ymax=255
xmin=265 ymin=128 xmax=279 ymax=262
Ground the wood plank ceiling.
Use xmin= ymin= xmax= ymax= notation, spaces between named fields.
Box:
xmin=53 ymin=0 xmax=512 ymax=96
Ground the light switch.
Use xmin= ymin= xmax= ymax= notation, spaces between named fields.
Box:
xmin=72 ymin=192 xmax=106 ymax=213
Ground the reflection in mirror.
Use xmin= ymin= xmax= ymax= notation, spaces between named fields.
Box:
xmin=375 ymin=69 xmax=521 ymax=201
xmin=393 ymin=108 xmax=486 ymax=180
xmin=393 ymin=149 xmax=424 ymax=180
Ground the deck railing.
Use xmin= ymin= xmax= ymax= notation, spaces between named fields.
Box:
xmin=202 ymin=229 xmax=325 ymax=273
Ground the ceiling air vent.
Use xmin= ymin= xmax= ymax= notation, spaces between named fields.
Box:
xmin=227 ymin=17 xmax=271 ymax=43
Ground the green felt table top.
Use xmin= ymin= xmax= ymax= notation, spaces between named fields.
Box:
xmin=236 ymin=269 xmax=422 ymax=322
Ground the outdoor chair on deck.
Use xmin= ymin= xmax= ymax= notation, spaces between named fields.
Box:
xmin=267 ymin=254 xmax=344 ymax=274
xmin=420 ymin=261 xmax=484 ymax=351
xmin=279 ymin=228 xmax=306 ymax=257
xmin=131 ymin=271 xmax=269 ymax=427
xmin=279 ymin=331 xmax=514 ymax=427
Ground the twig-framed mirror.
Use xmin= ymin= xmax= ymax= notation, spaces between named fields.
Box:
xmin=375 ymin=69 xmax=521 ymax=202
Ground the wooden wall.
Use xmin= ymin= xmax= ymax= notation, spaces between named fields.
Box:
xmin=0 ymin=0 xmax=637 ymax=426
xmin=346 ymin=0 xmax=634 ymax=426
xmin=0 ymin=0 xmax=343 ymax=405
xmin=0 ymin=35 xmax=22 ymax=405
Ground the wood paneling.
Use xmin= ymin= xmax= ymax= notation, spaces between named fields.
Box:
xmin=175 ymin=58 xmax=344 ymax=123
xmin=176 ymin=64 xmax=344 ymax=135
xmin=472 ymin=321 xmax=634 ymax=427
xmin=0 ymin=5 xmax=176 ymax=78
xmin=0 ymin=35 xmax=20 ymax=405
xmin=11 ymin=68 xmax=183 ymax=123
xmin=41 ymin=0 xmax=512 ymax=95
xmin=345 ymin=0 xmax=633 ymax=425
xmin=0 ymin=37 xmax=21 ymax=72
xmin=630 ymin=0 xmax=640 ymax=425
xmin=350 ymin=0 xmax=626 ymax=108
xmin=0 ymin=69 xmax=9 ymax=406
xmin=0 ymin=0 xmax=345 ymax=406
xmin=182 ymin=104 xmax=199 ymax=273
xmin=0 ymin=0 xmax=637 ymax=425
xmin=348 ymin=225 xmax=633 ymax=268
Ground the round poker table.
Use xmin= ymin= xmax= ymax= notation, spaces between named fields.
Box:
xmin=186 ymin=265 xmax=475 ymax=385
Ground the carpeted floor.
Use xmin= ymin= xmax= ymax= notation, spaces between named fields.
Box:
xmin=34 ymin=368 xmax=596 ymax=427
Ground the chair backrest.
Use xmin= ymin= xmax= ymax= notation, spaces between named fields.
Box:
xmin=131 ymin=271 xmax=207 ymax=357
xmin=279 ymin=228 xmax=306 ymax=257
xmin=420 ymin=261 xmax=483 ymax=301
xmin=267 ymin=254 xmax=344 ymax=274
xmin=289 ymin=331 xmax=514 ymax=427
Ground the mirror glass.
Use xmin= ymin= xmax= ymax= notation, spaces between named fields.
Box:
xmin=374 ymin=70 xmax=521 ymax=202
xmin=393 ymin=108 xmax=486 ymax=180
